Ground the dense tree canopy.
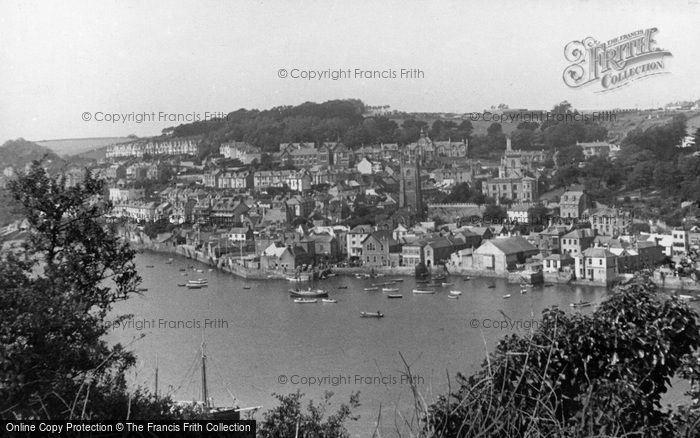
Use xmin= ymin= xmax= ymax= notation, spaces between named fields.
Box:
xmin=426 ymin=273 xmax=700 ymax=437
xmin=0 ymin=163 xmax=170 ymax=419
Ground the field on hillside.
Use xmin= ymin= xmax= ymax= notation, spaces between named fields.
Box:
xmin=35 ymin=137 xmax=133 ymax=157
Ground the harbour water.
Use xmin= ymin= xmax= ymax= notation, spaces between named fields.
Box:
xmin=107 ymin=252 xmax=616 ymax=436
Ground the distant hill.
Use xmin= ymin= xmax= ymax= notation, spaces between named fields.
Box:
xmin=35 ymin=136 xmax=135 ymax=158
xmin=0 ymin=138 xmax=67 ymax=227
xmin=0 ymin=138 xmax=65 ymax=171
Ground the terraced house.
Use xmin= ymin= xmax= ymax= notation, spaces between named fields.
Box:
xmin=219 ymin=141 xmax=262 ymax=164
xmin=253 ymin=169 xmax=311 ymax=192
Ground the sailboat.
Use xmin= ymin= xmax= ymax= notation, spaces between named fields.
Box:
xmin=173 ymin=342 xmax=259 ymax=420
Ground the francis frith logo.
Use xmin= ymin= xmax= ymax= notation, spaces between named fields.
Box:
xmin=563 ymin=28 xmax=672 ymax=92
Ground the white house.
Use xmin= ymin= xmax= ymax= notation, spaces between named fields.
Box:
xmin=356 ymin=158 xmax=374 ymax=175
xmin=574 ymin=247 xmax=617 ymax=284
xmin=346 ymin=224 xmax=373 ymax=259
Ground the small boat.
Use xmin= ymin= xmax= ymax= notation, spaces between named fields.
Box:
xmin=287 ymin=274 xmax=312 ymax=282
xmin=145 ymin=265 xmax=154 ymax=268
xmin=179 ymin=268 xmax=186 ymax=272
xmin=449 ymin=290 xmax=462 ymax=296
xmin=188 ymin=278 xmax=208 ymax=285
xmin=441 ymin=282 xmax=454 ymax=287
xmin=488 ymin=284 xmax=496 ymax=289
xmin=382 ymin=287 xmax=399 ymax=292
xmin=364 ymin=287 xmax=379 ymax=291
xmin=503 ymin=294 xmax=511 ymax=299
xmin=463 ymin=276 xmax=471 ymax=281
xmin=294 ymin=298 xmax=317 ymax=304
xmin=289 ymin=288 xmax=329 ymax=298
xmin=520 ymin=289 xmax=528 ymax=294
xmin=360 ymin=311 xmax=384 ymax=318
xmin=187 ymin=284 xmax=204 ymax=289
xmin=165 ymin=260 xmax=173 ymax=265
xmin=337 ymin=286 xmax=348 ymax=289
xmin=208 ymin=268 xmax=214 ymax=272
xmin=321 ymin=298 xmax=338 ymax=304
xmin=679 ymin=294 xmax=698 ymax=302
xmin=413 ymin=289 xmax=436 ymax=294
xmin=181 ymin=272 xmax=188 ymax=276
xmin=448 ymin=294 xmax=459 ymax=299
xmin=391 ymin=278 xmax=404 ymax=282
xmin=387 ymin=294 xmax=403 ymax=299
xmin=196 ymin=269 xmax=203 ymax=273
xmin=177 ymin=283 xmax=186 ymax=287
xmin=137 ymin=287 xmax=148 ymax=292
xmin=570 ymin=300 xmax=592 ymax=308
xmin=427 ymin=283 xmax=442 ymax=288
xmin=416 ymin=280 xmax=430 ymax=284
xmin=544 ymin=283 xmax=554 ymax=287
xmin=243 ymin=286 xmax=251 ymax=290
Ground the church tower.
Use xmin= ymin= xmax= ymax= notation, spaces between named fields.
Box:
xmin=399 ymin=133 xmax=424 ymax=219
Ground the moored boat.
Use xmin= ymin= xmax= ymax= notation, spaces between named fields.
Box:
xmin=503 ymin=294 xmax=511 ymax=299
xmin=382 ymin=287 xmax=399 ymax=292
xmin=463 ymin=276 xmax=471 ymax=281
xmin=387 ymin=294 xmax=403 ymax=299
xmin=391 ymin=278 xmax=404 ymax=282
xmin=570 ymin=300 xmax=592 ymax=308
xmin=441 ymin=282 xmax=454 ymax=287
xmin=520 ymin=289 xmax=528 ymax=294
xmin=448 ymin=294 xmax=459 ymax=299
xmin=188 ymin=278 xmax=208 ymax=285
xmin=145 ymin=265 xmax=155 ymax=268
xmin=177 ymin=283 xmax=186 ymax=287
xmin=337 ymin=286 xmax=348 ymax=289
xmin=364 ymin=287 xmax=379 ymax=291
xmin=289 ymin=288 xmax=329 ymax=298
xmin=286 ymin=274 xmax=312 ymax=282
xmin=360 ymin=311 xmax=384 ymax=318
xmin=449 ymin=290 xmax=462 ymax=296
xmin=187 ymin=284 xmax=204 ymax=289
xmin=321 ymin=298 xmax=338 ymax=304
xmin=294 ymin=298 xmax=317 ymax=304
xmin=413 ymin=289 xmax=436 ymax=294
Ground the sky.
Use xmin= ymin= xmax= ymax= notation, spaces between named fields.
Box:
xmin=1 ymin=0 xmax=699 ymax=143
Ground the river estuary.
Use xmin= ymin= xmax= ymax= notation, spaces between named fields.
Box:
xmin=107 ymin=251 xmax=662 ymax=436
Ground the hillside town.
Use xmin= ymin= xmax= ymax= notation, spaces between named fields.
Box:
xmin=4 ymin=104 xmax=699 ymax=291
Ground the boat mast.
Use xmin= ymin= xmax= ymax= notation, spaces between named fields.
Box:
xmin=154 ymin=354 xmax=159 ymax=397
xmin=201 ymin=341 xmax=209 ymax=409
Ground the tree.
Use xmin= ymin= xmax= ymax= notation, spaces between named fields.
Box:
xmin=527 ymin=203 xmax=550 ymax=228
xmin=258 ymin=391 xmax=360 ymax=438
xmin=486 ymin=122 xmax=502 ymax=137
xmin=443 ymin=183 xmax=472 ymax=203
xmin=555 ymin=144 xmax=584 ymax=168
xmin=482 ymin=204 xmax=507 ymax=224
xmin=426 ymin=273 xmax=700 ymax=436
xmin=0 ymin=163 xmax=170 ymax=418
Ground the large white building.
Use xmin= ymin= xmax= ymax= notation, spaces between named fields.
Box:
xmin=106 ymin=137 xmax=201 ymax=159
